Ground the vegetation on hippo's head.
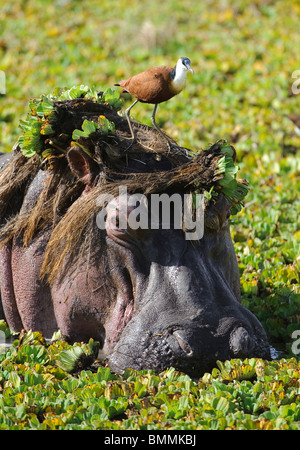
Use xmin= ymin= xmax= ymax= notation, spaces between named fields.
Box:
xmin=18 ymin=86 xmax=122 ymax=159
xmin=15 ymin=84 xmax=249 ymax=216
xmin=202 ymin=141 xmax=249 ymax=215
xmin=72 ymin=116 xmax=115 ymax=142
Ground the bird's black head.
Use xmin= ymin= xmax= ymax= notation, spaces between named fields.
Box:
xmin=170 ymin=57 xmax=194 ymax=81
xmin=177 ymin=57 xmax=193 ymax=74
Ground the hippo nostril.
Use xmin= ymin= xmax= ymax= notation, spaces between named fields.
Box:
xmin=230 ymin=326 xmax=253 ymax=357
xmin=173 ymin=330 xmax=193 ymax=356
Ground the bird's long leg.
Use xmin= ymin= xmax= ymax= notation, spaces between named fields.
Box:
xmin=125 ymin=99 xmax=139 ymax=144
xmin=151 ymin=104 xmax=173 ymax=150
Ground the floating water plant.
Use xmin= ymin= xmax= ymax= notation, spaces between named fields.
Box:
xmin=56 ymin=338 xmax=100 ymax=373
xmin=72 ymin=116 xmax=115 ymax=141
xmin=214 ymin=141 xmax=249 ymax=214
xmin=0 ymin=324 xmax=299 ymax=430
xmin=18 ymin=85 xmax=122 ymax=159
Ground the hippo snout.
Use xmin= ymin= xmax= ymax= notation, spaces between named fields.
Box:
xmin=108 ymin=316 xmax=270 ymax=377
xmin=169 ymin=325 xmax=256 ymax=365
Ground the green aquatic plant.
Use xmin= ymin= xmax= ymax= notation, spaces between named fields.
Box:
xmin=214 ymin=142 xmax=249 ymax=214
xmin=194 ymin=141 xmax=249 ymax=215
xmin=56 ymin=338 xmax=100 ymax=373
xmin=0 ymin=325 xmax=299 ymax=430
xmin=17 ymin=85 xmax=122 ymax=159
xmin=72 ymin=115 xmax=115 ymax=141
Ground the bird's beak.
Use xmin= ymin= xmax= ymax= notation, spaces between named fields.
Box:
xmin=186 ymin=61 xmax=194 ymax=74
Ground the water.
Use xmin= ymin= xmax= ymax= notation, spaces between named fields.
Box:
xmin=270 ymin=345 xmax=283 ymax=360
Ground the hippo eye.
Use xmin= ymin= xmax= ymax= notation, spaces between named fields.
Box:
xmin=105 ymin=201 xmax=150 ymax=245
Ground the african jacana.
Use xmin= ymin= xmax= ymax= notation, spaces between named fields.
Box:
xmin=116 ymin=57 xmax=194 ymax=147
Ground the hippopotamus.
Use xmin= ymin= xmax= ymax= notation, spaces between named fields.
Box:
xmin=0 ymin=101 xmax=270 ymax=377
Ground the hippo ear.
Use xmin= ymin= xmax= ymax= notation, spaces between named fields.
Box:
xmin=67 ymin=146 xmax=97 ymax=185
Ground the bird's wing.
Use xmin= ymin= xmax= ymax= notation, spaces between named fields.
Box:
xmin=119 ymin=66 xmax=173 ymax=103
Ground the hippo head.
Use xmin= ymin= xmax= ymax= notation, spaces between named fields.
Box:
xmin=99 ymin=190 xmax=270 ymax=376
xmin=50 ymin=147 xmax=270 ymax=377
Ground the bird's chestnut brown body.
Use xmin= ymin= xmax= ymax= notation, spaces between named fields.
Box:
xmin=119 ymin=66 xmax=179 ymax=104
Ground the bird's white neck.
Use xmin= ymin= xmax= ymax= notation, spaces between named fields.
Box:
xmin=171 ymin=62 xmax=188 ymax=94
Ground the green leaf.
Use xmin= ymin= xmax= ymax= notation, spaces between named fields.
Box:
xmin=16 ymin=345 xmax=49 ymax=365
xmin=87 ymin=338 xmax=100 ymax=357
xmin=9 ymin=371 xmax=21 ymax=389
xmin=98 ymin=115 xmax=115 ymax=134
xmin=15 ymin=404 xmax=26 ymax=420
xmin=178 ymin=395 xmax=189 ymax=409
xmin=40 ymin=122 xmax=54 ymax=136
xmin=36 ymin=97 xmax=55 ymax=117
xmin=19 ymin=330 xmax=46 ymax=346
xmin=82 ymin=119 xmax=98 ymax=135
xmin=101 ymin=88 xmax=123 ymax=111
xmin=55 ymin=85 xmax=98 ymax=101
xmin=51 ymin=330 xmax=63 ymax=341
xmin=56 ymin=346 xmax=85 ymax=373
xmin=212 ymin=142 xmax=250 ymax=214
xmin=212 ymin=396 xmax=230 ymax=414
xmin=0 ymin=320 xmax=13 ymax=339
xmin=71 ymin=129 xmax=85 ymax=140
xmin=72 ymin=119 xmax=98 ymax=140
